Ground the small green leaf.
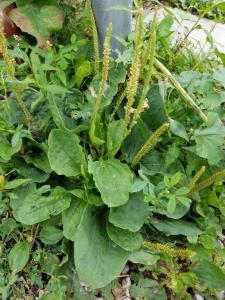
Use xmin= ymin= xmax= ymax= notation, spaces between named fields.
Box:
xmin=40 ymin=226 xmax=63 ymax=245
xmin=129 ymin=249 xmax=159 ymax=265
xmin=75 ymin=60 xmax=91 ymax=88
xmin=167 ymin=196 xmax=176 ymax=214
xmin=48 ymin=129 xmax=86 ymax=177
xmin=169 ymin=118 xmax=189 ymax=141
xmin=106 ymin=222 xmax=143 ymax=252
xmin=9 ymin=241 xmax=30 ymax=272
xmin=90 ymin=159 xmax=133 ymax=207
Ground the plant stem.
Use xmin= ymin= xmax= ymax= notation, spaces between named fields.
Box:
xmin=154 ymin=58 xmax=208 ymax=123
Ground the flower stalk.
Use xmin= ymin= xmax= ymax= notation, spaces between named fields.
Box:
xmin=87 ymin=0 xmax=99 ymax=72
xmin=188 ymin=166 xmax=206 ymax=191
xmin=143 ymin=241 xmax=195 ymax=258
xmin=131 ymin=123 xmax=170 ymax=167
xmin=188 ymin=170 xmax=225 ymax=196
xmin=89 ymin=22 xmax=112 ymax=145
xmin=125 ymin=8 xmax=143 ymax=128
xmin=130 ymin=7 xmax=158 ymax=130
xmin=154 ymin=58 xmax=208 ymax=123
xmin=0 ymin=23 xmax=33 ymax=124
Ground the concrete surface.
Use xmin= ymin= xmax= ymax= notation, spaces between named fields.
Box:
xmin=146 ymin=7 xmax=225 ymax=53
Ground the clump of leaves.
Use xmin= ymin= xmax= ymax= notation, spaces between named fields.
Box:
xmin=0 ymin=2 xmax=225 ymax=299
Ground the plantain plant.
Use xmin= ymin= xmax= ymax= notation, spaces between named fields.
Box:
xmin=0 ymin=1 xmax=225 ymax=298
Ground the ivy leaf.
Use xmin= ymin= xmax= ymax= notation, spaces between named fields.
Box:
xmin=11 ymin=185 xmax=71 ymax=225
xmin=106 ymin=222 xmax=143 ymax=252
xmin=74 ymin=206 xmax=128 ymax=289
xmin=48 ymin=129 xmax=86 ymax=177
xmin=109 ymin=192 xmax=149 ymax=232
xmin=8 ymin=241 xmax=30 ymax=273
xmin=194 ymin=113 xmax=225 ymax=165
xmin=89 ymin=159 xmax=133 ymax=207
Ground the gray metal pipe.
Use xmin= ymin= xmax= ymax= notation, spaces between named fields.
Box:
xmin=90 ymin=0 xmax=133 ymax=57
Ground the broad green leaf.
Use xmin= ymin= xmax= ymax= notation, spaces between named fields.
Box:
xmin=62 ymin=198 xmax=88 ymax=242
xmin=106 ymin=222 xmax=143 ymax=252
xmin=11 ymin=186 xmax=71 ymax=225
xmin=129 ymin=250 xmax=159 ymax=266
xmin=169 ymin=118 xmax=189 ymax=141
xmin=74 ymin=206 xmax=128 ymax=289
xmin=90 ymin=159 xmax=133 ymax=207
xmin=9 ymin=4 xmax=64 ymax=46
xmin=48 ymin=129 xmax=86 ymax=177
xmin=213 ymin=66 xmax=225 ymax=88
xmin=141 ymin=85 xmax=168 ymax=131
xmin=13 ymin=157 xmax=49 ymax=183
xmin=75 ymin=61 xmax=91 ymax=88
xmin=194 ymin=113 xmax=225 ymax=165
xmin=3 ymin=179 xmax=31 ymax=190
xmin=8 ymin=241 xmax=30 ymax=272
xmin=40 ymin=226 xmax=63 ymax=245
xmin=47 ymin=93 xmax=66 ymax=129
xmin=194 ymin=260 xmax=225 ymax=291
xmin=152 ymin=219 xmax=202 ymax=237
xmin=0 ymin=135 xmax=22 ymax=161
xmin=107 ymin=120 xmax=126 ymax=158
xmin=109 ymin=192 xmax=149 ymax=232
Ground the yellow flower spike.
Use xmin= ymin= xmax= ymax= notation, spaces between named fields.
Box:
xmin=89 ymin=22 xmax=112 ymax=146
xmin=0 ymin=175 xmax=5 ymax=187
xmin=125 ymin=7 xmax=144 ymax=128
xmin=143 ymin=241 xmax=195 ymax=259
xmin=188 ymin=166 xmax=206 ymax=191
xmin=87 ymin=0 xmax=99 ymax=72
xmin=188 ymin=170 xmax=225 ymax=196
xmin=131 ymin=123 xmax=170 ymax=168
xmin=130 ymin=7 xmax=158 ymax=131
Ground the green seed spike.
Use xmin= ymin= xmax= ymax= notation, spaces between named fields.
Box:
xmin=143 ymin=241 xmax=195 ymax=258
xmin=188 ymin=166 xmax=206 ymax=191
xmin=0 ymin=22 xmax=33 ymax=124
xmin=154 ymin=58 xmax=208 ymax=123
xmin=131 ymin=123 xmax=170 ymax=168
xmin=87 ymin=0 xmax=99 ymax=72
xmin=188 ymin=170 xmax=225 ymax=196
xmin=130 ymin=6 xmax=158 ymax=130
xmin=125 ymin=7 xmax=144 ymax=128
xmin=89 ymin=23 xmax=112 ymax=146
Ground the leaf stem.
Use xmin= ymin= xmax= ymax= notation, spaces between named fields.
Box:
xmin=154 ymin=58 xmax=208 ymax=123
